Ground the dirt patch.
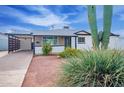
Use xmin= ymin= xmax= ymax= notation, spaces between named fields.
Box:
xmin=22 ymin=56 xmax=62 ymax=87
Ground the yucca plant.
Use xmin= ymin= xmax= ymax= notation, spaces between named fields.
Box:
xmin=58 ymin=50 xmax=124 ymax=87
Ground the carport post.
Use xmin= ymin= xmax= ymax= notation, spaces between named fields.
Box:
xmin=33 ymin=35 xmax=35 ymax=55
xmin=8 ymin=34 xmax=9 ymax=53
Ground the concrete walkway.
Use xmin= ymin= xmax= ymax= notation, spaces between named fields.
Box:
xmin=0 ymin=51 xmax=33 ymax=87
xmin=0 ymin=51 xmax=8 ymax=58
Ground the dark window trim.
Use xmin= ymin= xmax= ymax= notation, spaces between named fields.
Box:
xmin=75 ymin=37 xmax=77 ymax=49
xmin=33 ymin=35 xmax=35 ymax=55
xmin=52 ymin=45 xmax=65 ymax=47
xmin=33 ymin=35 xmax=77 ymax=37
xmin=43 ymin=36 xmax=58 ymax=45
xmin=78 ymin=37 xmax=85 ymax=44
xmin=78 ymin=42 xmax=85 ymax=44
xmin=35 ymin=44 xmax=65 ymax=47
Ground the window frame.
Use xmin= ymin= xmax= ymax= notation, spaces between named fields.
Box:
xmin=78 ymin=37 xmax=85 ymax=44
xmin=43 ymin=36 xmax=58 ymax=46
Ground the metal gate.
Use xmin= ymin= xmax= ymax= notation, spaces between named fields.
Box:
xmin=8 ymin=35 xmax=20 ymax=52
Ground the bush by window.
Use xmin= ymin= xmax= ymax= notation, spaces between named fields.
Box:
xmin=59 ymin=48 xmax=81 ymax=58
xmin=42 ymin=42 xmax=52 ymax=55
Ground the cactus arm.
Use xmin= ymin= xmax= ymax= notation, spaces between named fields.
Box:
xmin=87 ymin=5 xmax=99 ymax=49
xmin=102 ymin=5 xmax=113 ymax=49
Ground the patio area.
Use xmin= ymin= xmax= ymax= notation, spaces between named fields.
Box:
xmin=22 ymin=56 xmax=62 ymax=87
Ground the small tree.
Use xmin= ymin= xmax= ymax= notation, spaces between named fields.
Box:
xmin=42 ymin=42 xmax=52 ymax=55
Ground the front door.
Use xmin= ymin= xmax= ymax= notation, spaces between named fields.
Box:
xmin=65 ymin=37 xmax=71 ymax=48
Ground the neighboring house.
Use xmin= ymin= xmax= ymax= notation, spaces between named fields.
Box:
xmin=0 ymin=27 xmax=123 ymax=55
xmin=0 ymin=33 xmax=8 ymax=51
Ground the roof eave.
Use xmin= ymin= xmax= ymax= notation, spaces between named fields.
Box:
xmin=33 ymin=34 xmax=77 ymax=37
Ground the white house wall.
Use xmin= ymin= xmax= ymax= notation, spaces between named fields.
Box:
xmin=0 ymin=34 xmax=8 ymax=51
xmin=35 ymin=46 xmax=64 ymax=55
xmin=35 ymin=47 xmax=42 ymax=55
xmin=19 ymin=38 xmax=32 ymax=50
xmin=115 ymin=37 xmax=124 ymax=49
xmin=108 ymin=36 xmax=119 ymax=49
xmin=76 ymin=35 xmax=123 ymax=50
xmin=52 ymin=46 xmax=64 ymax=53
xmin=77 ymin=35 xmax=93 ymax=50
xmin=71 ymin=37 xmax=76 ymax=48
xmin=34 ymin=35 xmax=124 ymax=55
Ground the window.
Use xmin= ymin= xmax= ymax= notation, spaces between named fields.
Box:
xmin=43 ymin=36 xmax=58 ymax=45
xmin=78 ymin=37 xmax=85 ymax=44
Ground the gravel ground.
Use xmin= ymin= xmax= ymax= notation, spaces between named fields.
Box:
xmin=22 ymin=56 xmax=62 ymax=87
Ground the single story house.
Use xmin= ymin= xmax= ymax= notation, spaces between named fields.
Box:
xmin=0 ymin=27 xmax=123 ymax=55
xmin=33 ymin=29 xmax=120 ymax=55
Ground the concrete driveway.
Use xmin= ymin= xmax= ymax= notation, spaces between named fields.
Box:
xmin=0 ymin=51 xmax=33 ymax=87
xmin=0 ymin=51 xmax=8 ymax=58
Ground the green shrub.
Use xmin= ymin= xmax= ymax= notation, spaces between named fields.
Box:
xmin=42 ymin=42 xmax=52 ymax=55
xmin=58 ymin=50 xmax=124 ymax=87
xmin=59 ymin=48 xmax=81 ymax=58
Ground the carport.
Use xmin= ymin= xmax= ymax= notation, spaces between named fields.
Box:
xmin=7 ymin=33 xmax=33 ymax=52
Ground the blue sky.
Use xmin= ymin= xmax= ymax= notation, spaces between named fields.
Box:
xmin=0 ymin=5 xmax=124 ymax=36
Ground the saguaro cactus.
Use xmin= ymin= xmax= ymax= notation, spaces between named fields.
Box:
xmin=102 ymin=5 xmax=113 ymax=49
xmin=87 ymin=5 xmax=99 ymax=49
xmin=87 ymin=5 xmax=113 ymax=50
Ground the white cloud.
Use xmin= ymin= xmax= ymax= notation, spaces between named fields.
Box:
xmin=24 ymin=14 xmax=69 ymax=26
xmin=113 ymin=6 xmax=124 ymax=21
xmin=24 ymin=6 xmax=51 ymax=15
xmin=0 ymin=6 xmax=71 ymax=27
xmin=23 ymin=6 xmax=70 ymax=26
xmin=113 ymin=6 xmax=124 ymax=14
xmin=0 ymin=6 xmax=26 ymax=20
xmin=70 ymin=6 xmax=103 ymax=24
xmin=0 ymin=5 xmax=91 ymax=30
xmin=0 ymin=25 xmax=32 ymax=33
xmin=119 ymin=14 xmax=124 ymax=20
xmin=1 ymin=5 xmax=124 ymax=32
